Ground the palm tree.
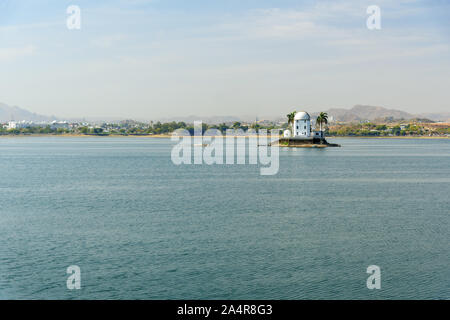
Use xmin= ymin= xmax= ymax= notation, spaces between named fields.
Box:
xmin=286 ymin=111 xmax=297 ymax=135
xmin=316 ymin=112 xmax=329 ymax=133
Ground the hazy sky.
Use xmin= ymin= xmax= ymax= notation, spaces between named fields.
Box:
xmin=0 ymin=0 xmax=449 ymax=120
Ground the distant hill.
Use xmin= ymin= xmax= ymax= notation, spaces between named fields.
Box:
xmin=311 ymin=105 xmax=416 ymax=122
xmin=0 ymin=102 xmax=56 ymax=122
xmin=2 ymin=101 xmax=449 ymax=124
xmin=417 ymin=112 xmax=450 ymax=122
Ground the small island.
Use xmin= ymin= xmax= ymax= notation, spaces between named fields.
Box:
xmin=274 ymin=111 xmax=341 ymax=148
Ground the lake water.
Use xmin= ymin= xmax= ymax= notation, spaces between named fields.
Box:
xmin=0 ymin=137 xmax=449 ymax=300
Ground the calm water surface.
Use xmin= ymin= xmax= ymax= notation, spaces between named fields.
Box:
xmin=0 ymin=137 xmax=449 ymax=299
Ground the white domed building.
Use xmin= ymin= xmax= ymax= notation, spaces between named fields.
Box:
xmin=291 ymin=111 xmax=324 ymax=140
xmin=293 ymin=111 xmax=311 ymax=137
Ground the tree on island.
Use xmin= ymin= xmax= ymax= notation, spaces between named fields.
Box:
xmin=286 ymin=111 xmax=297 ymax=135
xmin=316 ymin=112 xmax=329 ymax=134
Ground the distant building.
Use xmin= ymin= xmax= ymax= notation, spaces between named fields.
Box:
xmin=51 ymin=121 xmax=69 ymax=129
xmin=7 ymin=121 xmax=32 ymax=129
xmin=7 ymin=121 xmax=18 ymax=129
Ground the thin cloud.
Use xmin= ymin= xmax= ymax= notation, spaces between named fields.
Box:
xmin=90 ymin=34 xmax=127 ymax=48
xmin=0 ymin=45 xmax=35 ymax=61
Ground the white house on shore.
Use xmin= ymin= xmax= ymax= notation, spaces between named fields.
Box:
xmin=7 ymin=121 xmax=33 ymax=129
xmin=284 ymin=111 xmax=324 ymax=140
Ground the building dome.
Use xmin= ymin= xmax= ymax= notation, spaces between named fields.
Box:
xmin=294 ymin=111 xmax=310 ymax=120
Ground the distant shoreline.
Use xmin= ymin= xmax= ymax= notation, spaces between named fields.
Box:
xmin=0 ymin=134 xmax=172 ymax=138
xmin=0 ymin=134 xmax=449 ymax=139
xmin=327 ymin=136 xmax=450 ymax=140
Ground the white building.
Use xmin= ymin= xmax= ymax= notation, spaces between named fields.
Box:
xmin=51 ymin=121 xmax=69 ymax=129
xmin=283 ymin=130 xmax=291 ymax=138
xmin=7 ymin=121 xmax=33 ymax=129
xmin=293 ymin=111 xmax=311 ymax=137
xmin=291 ymin=111 xmax=324 ymax=140
xmin=7 ymin=121 xmax=18 ymax=129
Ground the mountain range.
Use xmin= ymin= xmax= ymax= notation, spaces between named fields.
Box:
xmin=0 ymin=103 xmax=56 ymax=122
xmin=312 ymin=105 xmax=450 ymax=122
xmin=1 ymin=102 xmax=449 ymax=123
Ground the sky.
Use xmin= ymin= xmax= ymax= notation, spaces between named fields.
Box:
xmin=0 ymin=0 xmax=449 ymax=120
